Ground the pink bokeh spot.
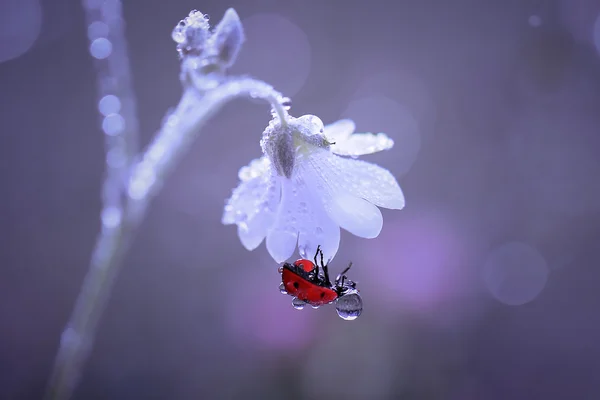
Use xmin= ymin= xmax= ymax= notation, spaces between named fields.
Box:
xmin=223 ymin=261 xmax=317 ymax=351
xmin=359 ymin=210 xmax=476 ymax=315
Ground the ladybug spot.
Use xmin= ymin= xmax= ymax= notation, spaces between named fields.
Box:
xmin=293 ymin=282 xmax=299 ymax=289
xmin=320 ymin=292 xmax=325 ymax=298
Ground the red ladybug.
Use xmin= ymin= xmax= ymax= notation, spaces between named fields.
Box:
xmin=278 ymin=245 xmax=363 ymax=320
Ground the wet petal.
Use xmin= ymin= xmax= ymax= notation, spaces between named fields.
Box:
xmin=299 ymin=154 xmax=384 ymax=239
xmin=266 ymin=178 xmax=299 ymax=262
xmin=328 ymin=193 xmax=383 ymax=238
xmin=223 ymin=157 xmax=280 ymax=250
xmin=222 ymin=157 xmax=272 ymax=224
xmin=323 ymin=119 xmax=355 ymax=143
xmin=236 ymin=173 xmax=280 ymax=250
xmin=292 ymin=174 xmax=340 ymax=263
xmin=330 ymin=132 xmax=394 ymax=157
xmin=306 ymin=150 xmax=405 ymax=210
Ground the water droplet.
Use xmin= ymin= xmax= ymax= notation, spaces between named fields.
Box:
xmin=279 ymin=282 xmax=287 ymax=294
xmin=335 ymin=290 xmax=363 ymax=320
xmin=171 ymin=28 xmax=186 ymax=44
xmin=277 ymin=266 xmax=283 ymax=273
xmin=292 ymin=298 xmax=306 ymax=310
xmin=311 ymin=304 xmax=320 ymax=309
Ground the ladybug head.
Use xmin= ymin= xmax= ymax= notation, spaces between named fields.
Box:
xmin=334 ymin=262 xmax=363 ymax=320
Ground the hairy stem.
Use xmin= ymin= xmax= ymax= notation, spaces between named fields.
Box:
xmin=45 ymin=6 xmax=289 ymax=397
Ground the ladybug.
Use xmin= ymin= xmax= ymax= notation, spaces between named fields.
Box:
xmin=278 ymin=245 xmax=363 ymax=320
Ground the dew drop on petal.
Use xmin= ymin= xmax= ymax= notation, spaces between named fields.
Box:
xmin=292 ymin=297 xmax=306 ymax=310
xmin=335 ymin=291 xmax=363 ymax=320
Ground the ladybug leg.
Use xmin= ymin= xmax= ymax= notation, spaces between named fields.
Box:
xmin=320 ymin=249 xmax=332 ymax=287
xmin=312 ymin=245 xmax=321 ymax=281
xmin=335 ymin=262 xmax=353 ymax=288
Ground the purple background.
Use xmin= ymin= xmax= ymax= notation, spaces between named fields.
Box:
xmin=2 ymin=0 xmax=600 ymax=399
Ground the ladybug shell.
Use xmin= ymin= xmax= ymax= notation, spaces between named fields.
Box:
xmin=281 ymin=261 xmax=338 ymax=306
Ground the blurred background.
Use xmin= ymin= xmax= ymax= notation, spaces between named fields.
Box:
xmin=2 ymin=0 xmax=600 ymax=398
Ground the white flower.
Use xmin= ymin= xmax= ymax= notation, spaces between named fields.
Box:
xmin=222 ymin=114 xmax=405 ymax=263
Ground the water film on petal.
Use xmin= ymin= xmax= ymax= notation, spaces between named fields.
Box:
xmin=266 ymin=178 xmax=300 ymax=262
xmin=330 ymin=132 xmax=394 ymax=157
xmin=290 ymin=174 xmax=341 ymax=263
xmin=307 ymin=151 xmax=405 ymax=210
xmin=223 ymin=157 xmax=280 ymax=250
xmin=323 ymin=119 xmax=355 ymax=143
xmin=328 ymin=193 xmax=383 ymax=238
xmin=236 ymin=173 xmax=280 ymax=250
xmin=299 ymin=152 xmax=383 ymax=239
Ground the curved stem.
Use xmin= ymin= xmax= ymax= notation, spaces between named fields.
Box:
xmin=45 ymin=77 xmax=289 ymax=400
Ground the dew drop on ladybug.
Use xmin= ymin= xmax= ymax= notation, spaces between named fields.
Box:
xmin=279 ymin=282 xmax=287 ymax=294
xmin=292 ymin=297 xmax=306 ymax=310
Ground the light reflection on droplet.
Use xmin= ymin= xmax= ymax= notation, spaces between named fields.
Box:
xmin=102 ymin=113 xmax=125 ymax=136
xmin=90 ymin=37 xmax=112 ymax=59
xmin=341 ymin=95 xmax=421 ymax=175
xmin=483 ymin=242 xmax=549 ymax=306
xmin=0 ymin=0 xmax=42 ymax=63
xmin=234 ymin=13 xmax=311 ymax=96
xmin=98 ymin=95 xmax=121 ymax=116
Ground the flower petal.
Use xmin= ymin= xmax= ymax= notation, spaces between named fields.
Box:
xmin=329 ymin=192 xmax=383 ymax=238
xmin=305 ymin=150 xmax=405 ymax=210
xmin=236 ymin=174 xmax=280 ymax=250
xmin=330 ymin=132 xmax=394 ymax=157
xmin=223 ymin=157 xmax=279 ymax=250
xmin=299 ymin=153 xmax=384 ymax=239
xmin=294 ymin=177 xmax=340 ymax=264
xmin=266 ymin=178 xmax=299 ymax=262
xmin=323 ymin=119 xmax=355 ymax=143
